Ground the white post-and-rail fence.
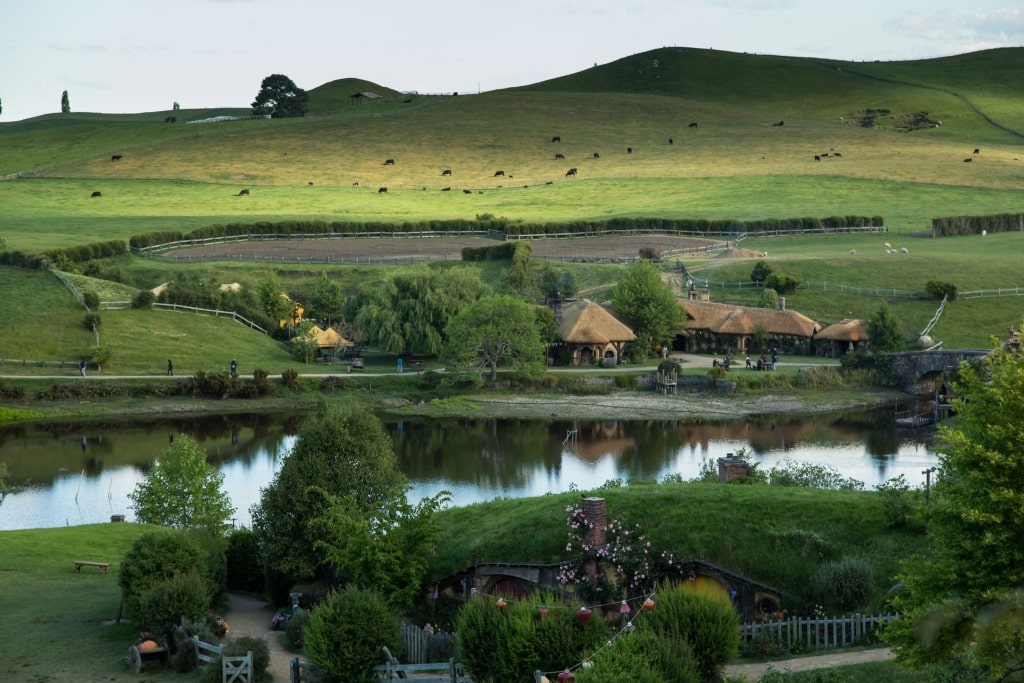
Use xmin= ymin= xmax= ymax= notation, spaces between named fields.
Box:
xmin=739 ymin=613 xmax=900 ymax=653
xmin=99 ymin=301 xmax=268 ymax=335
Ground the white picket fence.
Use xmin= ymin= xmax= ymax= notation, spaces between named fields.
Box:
xmin=740 ymin=613 xmax=900 ymax=653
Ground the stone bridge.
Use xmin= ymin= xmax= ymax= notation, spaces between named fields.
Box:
xmin=888 ymin=349 xmax=989 ymax=394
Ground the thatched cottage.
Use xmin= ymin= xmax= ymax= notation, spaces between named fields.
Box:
xmin=815 ymin=319 xmax=869 ymax=357
xmin=553 ymin=299 xmax=636 ymax=366
xmin=678 ymin=299 xmax=820 ymax=354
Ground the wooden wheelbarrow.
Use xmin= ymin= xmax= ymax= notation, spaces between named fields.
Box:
xmin=127 ymin=632 xmax=169 ymax=674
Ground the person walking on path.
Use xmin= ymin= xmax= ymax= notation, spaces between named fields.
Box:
xmin=79 ymin=359 xmax=86 ymax=377
xmin=167 ymin=359 xmax=173 ymax=376
xmin=230 ymin=359 xmax=238 ymax=377
xmin=397 ymin=357 xmax=403 ymax=374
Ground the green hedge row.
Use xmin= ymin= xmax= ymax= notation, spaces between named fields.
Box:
xmin=461 ymin=241 xmax=532 ymax=262
xmin=932 ymin=213 xmax=1024 ymax=237
xmin=0 ymin=239 xmax=128 ymax=269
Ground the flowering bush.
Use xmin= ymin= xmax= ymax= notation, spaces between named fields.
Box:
xmin=556 ymin=505 xmax=675 ymax=603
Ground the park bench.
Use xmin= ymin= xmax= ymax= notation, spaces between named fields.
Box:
xmin=74 ymin=560 xmax=109 ymax=574
xmin=350 ymin=358 xmax=365 ymax=371
xmin=411 ymin=360 xmax=425 ymax=373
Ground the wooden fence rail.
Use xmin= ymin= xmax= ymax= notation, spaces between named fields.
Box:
xmin=739 ymin=613 xmax=901 ymax=653
xmin=98 ymin=301 xmax=268 ymax=334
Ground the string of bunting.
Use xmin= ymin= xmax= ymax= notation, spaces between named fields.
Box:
xmin=475 ymin=589 xmax=659 ymax=680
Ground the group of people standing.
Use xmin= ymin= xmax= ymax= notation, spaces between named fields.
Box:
xmin=744 ymin=349 xmax=779 ymax=371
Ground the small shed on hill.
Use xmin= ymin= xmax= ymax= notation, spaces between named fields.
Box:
xmin=350 ymin=92 xmax=382 ymax=104
xmin=553 ymin=299 xmax=636 ymax=366
xmin=815 ymin=319 xmax=869 ymax=357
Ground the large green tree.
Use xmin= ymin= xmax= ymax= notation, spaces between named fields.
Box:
xmin=312 ymin=271 xmax=345 ymax=326
xmin=251 ymin=405 xmax=409 ymax=586
xmin=349 ymin=266 xmax=489 ymax=355
xmin=887 ymin=347 xmax=1024 ymax=675
xmin=128 ymin=435 xmax=234 ymax=532
xmin=442 ymin=295 xmax=546 ymax=381
xmin=256 ymin=270 xmax=291 ymax=325
xmin=61 ymin=90 xmax=70 ymax=113
xmin=251 ymin=74 xmax=308 ymax=118
xmin=867 ymin=302 xmax=903 ymax=352
xmin=612 ymin=260 xmax=684 ymax=359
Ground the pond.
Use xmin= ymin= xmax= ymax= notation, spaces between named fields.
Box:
xmin=0 ymin=407 xmax=940 ymax=531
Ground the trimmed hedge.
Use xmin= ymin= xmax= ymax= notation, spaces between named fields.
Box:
xmin=933 ymin=212 xmax=1024 ymax=237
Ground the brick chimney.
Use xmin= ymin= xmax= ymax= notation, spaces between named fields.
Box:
xmin=581 ymin=497 xmax=607 ymax=547
xmin=717 ymin=453 xmax=750 ymax=482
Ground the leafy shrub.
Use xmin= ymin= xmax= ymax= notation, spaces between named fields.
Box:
xmin=138 ymin=569 xmax=215 ymax=635
xmin=225 ymin=527 xmax=264 ymax=593
xmin=119 ymin=530 xmax=209 ymax=624
xmin=82 ymin=312 xmax=101 ymax=329
xmin=132 ymin=289 xmax=156 ymax=309
xmin=282 ymin=368 xmax=299 ymax=390
xmin=763 ymin=272 xmax=800 ymax=295
xmin=750 ymin=261 xmax=773 ymax=284
xmin=614 ymin=373 xmax=636 ymax=389
xmin=767 ymin=459 xmax=865 ymax=491
xmin=577 ymin=629 xmax=698 ymax=683
xmin=304 ymin=587 xmax=401 ymax=683
xmin=645 ymin=583 xmax=740 ymax=682
xmin=925 ymin=280 xmax=958 ymax=301
xmin=286 ymin=609 xmax=311 ymax=649
xmin=875 ymin=474 xmax=923 ymax=530
xmin=811 ymin=556 xmax=875 ymax=613
xmin=82 ymin=291 xmax=100 ymax=309
xmin=456 ymin=592 xmax=607 ymax=683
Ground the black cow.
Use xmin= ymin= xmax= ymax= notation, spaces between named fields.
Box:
xmin=494 ymin=170 xmax=505 ymax=177
xmin=442 ymin=187 xmax=451 ymax=191
xmin=833 ymin=152 xmax=842 ymax=157
xmin=565 ymin=168 xmax=577 ymax=177
xmin=551 ymin=136 xmax=561 ymax=143
xmin=90 ymin=191 xmax=102 ymax=198
xmin=378 ymin=186 xmax=388 ymax=193
xmin=814 ymin=155 xmax=820 ymax=161
xmin=441 ymin=169 xmax=452 ymax=176
xmin=627 ymin=147 xmax=633 ymax=154
xmin=554 ymin=153 xmax=565 ymax=160
xmin=772 ymin=120 xmax=784 ymax=126
xmin=308 ymin=181 xmax=314 ymax=187
xmin=352 ymin=182 xmax=359 ymax=186
xmin=593 ymin=152 xmax=600 ymax=159
xmin=237 ymin=188 xmax=250 ymax=196
xmin=111 ymin=154 xmax=122 ymax=161
xmin=973 ymin=148 xmax=980 ymax=154
xmin=688 ymin=122 xmax=698 ymax=128
xmin=668 ymin=138 xmax=673 ymax=144
xmin=964 ymin=158 xmax=973 ymax=163
xmin=463 ymin=189 xmax=472 ymax=194
xmin=163 ymin=116 xmax=176 ymax=123
xmin=384 ymin=158 xmax=395 ymax=165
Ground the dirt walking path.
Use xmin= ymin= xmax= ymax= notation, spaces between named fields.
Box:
xmin=225 ymin=593 xmax=294 ymax=682
xmin=723 ymin=647 xmax=896 ymax=679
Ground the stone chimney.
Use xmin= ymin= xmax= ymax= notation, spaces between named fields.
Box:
xmin=717 ymin=453 xmax=750 ymax=482
xmin=778 ymin=297 xmax=786 ymax=311
xmin=581 ymin=497 xmax=607 ymax=547
xmin=700 ymin=289 xmax=710 ymax=302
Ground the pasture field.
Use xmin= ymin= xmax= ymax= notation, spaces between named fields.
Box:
xmin=0 ymin=46 xmax=1022 ymax=372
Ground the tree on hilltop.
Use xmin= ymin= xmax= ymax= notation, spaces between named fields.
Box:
xmin=61 ymin=90 xmax=70 ymax=114
xmin=252 ymin=74 xmax=308 ymax=118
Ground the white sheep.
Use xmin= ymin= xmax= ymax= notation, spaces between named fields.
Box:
xmin=982 ymin=230 xmax=988 ymax=236
xmin=849 ymin=249 xmax=856 ymax=255
xmin=884 ymin=242 xmax=891 ymax=249
xmin=900 ymin=247 xmax=909 ymax=254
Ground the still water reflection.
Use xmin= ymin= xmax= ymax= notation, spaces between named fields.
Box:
xmin=0 ymin=408 xmax=938 ymax=531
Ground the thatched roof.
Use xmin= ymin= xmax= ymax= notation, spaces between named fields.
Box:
xmin=557 ymin=299 xmax=636 ymax=344
xmin=680 ymin=301 xmax=820 ymax=338
xmin=308 ymin=325 xmax=354 ymax=348
xmin=816 ymin=319 xmax=869 ymax=342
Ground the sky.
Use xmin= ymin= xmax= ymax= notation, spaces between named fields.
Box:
xmin=1 ymin=0 xmax=1022 ymax=123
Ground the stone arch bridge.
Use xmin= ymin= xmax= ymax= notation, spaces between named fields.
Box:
xmin=888 ymin=349 xmax=989 ymax=394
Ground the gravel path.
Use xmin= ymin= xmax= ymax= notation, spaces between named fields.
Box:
xmin=225 ymin=593 xmax=294 ymax=682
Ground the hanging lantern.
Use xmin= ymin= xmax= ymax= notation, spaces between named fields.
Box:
xmin=581 ymin=659 xmax=594 ymax=669
xmin=619 ymin=600 xmax=631 ymax=616
xmin=495 ymin=597 xmax=507 ymax=610
xmin=537 ymin=604 xmax=549 ymax=619
xmin=576 ymin=606 xmax=592 ymax=627
xmin=643 ymin=598 xmax=656 ymax=612
xmin=557 ymin=670 xmax=576 ymax=681
xmin=623 ymin=620 xmax=635 ymax=633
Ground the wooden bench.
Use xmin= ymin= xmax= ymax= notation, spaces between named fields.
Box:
xmin=410 ymin=360 xmax=426 ymax=373
xmin=74 ymin=560 xmax=109 ymax=574
xmin=350 ymin=358 xmax=365 ymax=371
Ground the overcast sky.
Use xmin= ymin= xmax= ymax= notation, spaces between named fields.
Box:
xmin=1 ymin=0 xmax=1021 ymax=122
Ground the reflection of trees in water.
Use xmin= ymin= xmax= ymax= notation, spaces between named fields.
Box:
xmin=391 ymin=419 xmax=555 ymax=488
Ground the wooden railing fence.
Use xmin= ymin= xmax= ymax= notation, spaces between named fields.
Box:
xmin=99 ymin=301 xmax=267 ymax=334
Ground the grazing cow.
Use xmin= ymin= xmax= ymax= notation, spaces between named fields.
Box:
xmin=833 ymin=152 xmax=842 ymax=157
xmin=814 ymin=155 xmax=820 ymax=161
xmin=442 ymin=187 xmax=451 ymax=191
xmin=565 ymin=167 xmax=577 ymax=177
xmin=90 ymin=191 xmax=102 ymax=198
xmin=964 ymin=158 xmax=973 ymax=163
xmin=772 ymin=120 xmax=784 ymax=126
xmin=352 ymin=182 xmax=359 ymax=186
xmin=668 ymin=138 xmax=673 ymax=144
xmin=688 ymin=122 xmax=698 ymax=128
xmin=110 ymin=154 xmax=122 ymax=161
xmin=384 ymin=158 xmax=395 ymax=165
xmin=494 ymin=170 xmax=504 ymax=177
xmin=593 ymin=152 xmax=600 ymax=159
xmin=627 ymin=147 xmax=633 ymax=154
xmin=551 ymin=136 xmax=561 ymax=143
xmin=237 ymin=188 xmax=250 ymax=196
xmin=308 ymin=181 xmax=314 ymax=187
xmin=441 ymin=169 xmax=452 ymax=176
xmin=554 ymin=153 xmax=565 ymax=160
xmin=378 ymin=187 xmax=388 ymax=193
xmin=463 ymin=189 xmax=472 ymax=194
xmin=974 ymin=148 xmax=980 ymax=154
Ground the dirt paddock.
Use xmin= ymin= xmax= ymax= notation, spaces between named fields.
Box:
xmin=170 ymin=234 xmax=732 ymax=262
